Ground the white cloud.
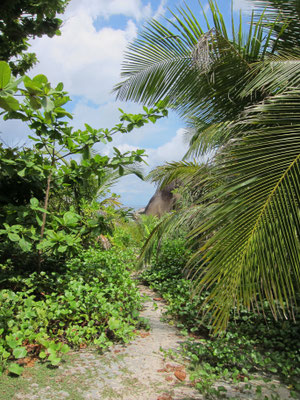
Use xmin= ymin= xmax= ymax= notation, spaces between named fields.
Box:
xmin=0 ymin=119 xmax=31 ymax=148
xmin=111 ymin=128 xmax=189 ymax=207
xmin=65 ymin=0 xmax=152 ymax=21
xmin=153 ymin=0 xmax=168 ymax=20
xmin=28 ymin=0 xmax=169 ymax=106
xmin=29 ymin=16 xmax=137 ymax=103
xmin=146 ymin=128 xmax=188 ymax=167
xmin=233 ymin=0 xmax=254 ymax=12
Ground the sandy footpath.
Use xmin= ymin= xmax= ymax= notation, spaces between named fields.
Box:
xmin=12 ymin=284 xmax=292 ymax=400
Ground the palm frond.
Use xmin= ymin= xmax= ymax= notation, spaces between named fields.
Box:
xmin=188 ymin=89 xmax=300 ymax=331
xmin=251 ymin=0 xmax=300 ymax=50
xmin=184 ymin=120 xmax=234 ymax=158
xmin=146 ymin=160 xmax=206 ymax=188
xmin=95 ymin=165 xmax=144 ymax=200
xmin=241 ymin=48 xmax=300 ymax=97
xmin=138 ymin=202 xmax=209 ymax=269
xmin=114 ymin=1 xmax=275 ymax=125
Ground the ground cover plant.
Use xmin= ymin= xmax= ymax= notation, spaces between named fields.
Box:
xmin=140 ymin=238 xmax=300 ymax=399
xmin=0 ymin=246 xmax=143 ymax=376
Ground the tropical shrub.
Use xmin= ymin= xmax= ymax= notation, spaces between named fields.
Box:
xmin=0 ymin=248 xmax=142 ymax=376
xmin=0 ymin=60 xmax=168 ymax=272
xmin=112 ymin=214 xmax=160 ymax=252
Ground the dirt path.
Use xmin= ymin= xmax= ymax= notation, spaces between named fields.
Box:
xmin=74 ymin=284 xmax=203 ymax=400
xmin=9 ymin=284 xmax=293 ymax=400
xmin=10 ymin=284 xmax=201 ymax=400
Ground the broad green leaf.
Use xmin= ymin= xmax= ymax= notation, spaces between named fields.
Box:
xmin=19 ymin=238 xmax=32 ymax=252
xmin=55 ymin=82 xmax=64 ymax=91
xmin=6 ymin=339 xmax=18 ymax=349
xmin=58 ymin=245 xmax=67 ymax=253
xmin=0 ymin=61 xmax=11 ymax=89
xmin=50 ymin=357 xmax=61 ymax=366
xmin=55 ymin=108 xmax=73 ymax=119
xmin=48 ymin=342 xmax=59 ymax=352
xmin=8 ymin=363 xmax=24 ymax=376
xmin=108 ymin=317 xmax=121 ymax=330
xmin=39 ymin=351 xmax=47 ymax=359
xmin=1 ymin=350 xmax=10 ymax=359
xmin=48 ymin=352 xmax=61 ymax=365
xmin=8 ymin=233 xmax=20 ymax=242
xmin=35 ymin=207 xmax=49 ymax=214
xmin=29 ymin=96 xmax=42 ymax=110
xmin=41 ymin=97 xmax=54 ymax=112
xmin=23 ymin=76 xmax=43 ymax=94
xmin=63 ymin=211 xmax=80 ymax=227
xmin=119 ymin=165 xmax=124 ymax=176
xmin=60 ymin=344 xmax=70 ymax=354
xmin=13 ymin=347 xmax=27 ymax=359
xmin=84 ymin=123 xmax=94 ymax=133
xmin=32 ymin=74 xmax=48 ymax=85
xmin=36 ymin=214 xmax=43 ymax=227
xmin=17 ymin=168 xmax=26 ymax=177
xmin=0 ymin=95 xmax=19 ymax=111
xmin=3 ymin=111 xmax=26 ymax=120
xmin=30 ymin=198 xmax=39 ymax=208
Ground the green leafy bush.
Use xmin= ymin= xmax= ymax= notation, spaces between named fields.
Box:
xmin=0 ymin=248 xmax=141 ymax=375
xmin=140 ymin=238 xmax=210 ymax=335
xmin=141 ymin=238 xmax=300 ymax=398
xmin=0 ymin=60 xmax=168 ymax=273
xmin=112 ymin=214 xmax=159 ymax=251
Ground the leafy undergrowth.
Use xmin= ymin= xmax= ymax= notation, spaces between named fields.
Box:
xmin=0 ymin=247 xmax=142 ymax=376
xmin=140 ymin=238 xmax=300 ymax=399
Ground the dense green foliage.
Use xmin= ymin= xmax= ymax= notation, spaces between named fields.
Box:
xmin=0 ymin=1 xmax=299 ymax=394
xmin=116 ymin=0 xmax=300 ymax=331
xmin=0 ymin=248 xmax=142 ymax=375
xmin=0 ymin=61 xmax=167 ymax=272
xmin=141 ymin=239 xmax=300 ymax=398
xmin=0 ymin=60 xmax=168 ymax=376
xmin=112 ymin=214 xmax=159 ymax=252
xmin=0 ymin=0 xmax=69 ymax=75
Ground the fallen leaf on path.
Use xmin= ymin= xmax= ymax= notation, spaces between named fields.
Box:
xmin=17 ymin=357 xmax=37 ymax=367
xmin=165 ymin=363 xmax=184 ymax=372
xmin=174 ymin=370 xmax=187 ymax=381
xmin=140 ymin=332 xmax=150 ymax=338
xmin=153 ymin=297 xmax=163 ymax=301
xmin=157 ymin=368 xmax=167 ymax=373
xmin=114 ymin=350 xmax=121 ymax=353
xmin=165 ymin=376 xmax=173 ymax=382
xmin=157 ymin=395 xmax=173 ymax=400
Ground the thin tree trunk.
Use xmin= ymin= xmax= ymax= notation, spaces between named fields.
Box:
xmin=37 ymin=159 xmax=54 ymax=272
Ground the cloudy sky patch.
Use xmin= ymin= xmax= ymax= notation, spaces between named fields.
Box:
xmin=1 ymin=0 xmax=253 ymax=207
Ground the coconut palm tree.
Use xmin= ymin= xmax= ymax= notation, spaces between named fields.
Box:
xmin=114 ymin=0 xmax=276 ymax=155
xmin=115 ymin=0 xmax=300 ymax=330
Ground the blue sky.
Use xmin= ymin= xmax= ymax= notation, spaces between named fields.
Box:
xmin=0 ymin=0 xmax=252 ymax=208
